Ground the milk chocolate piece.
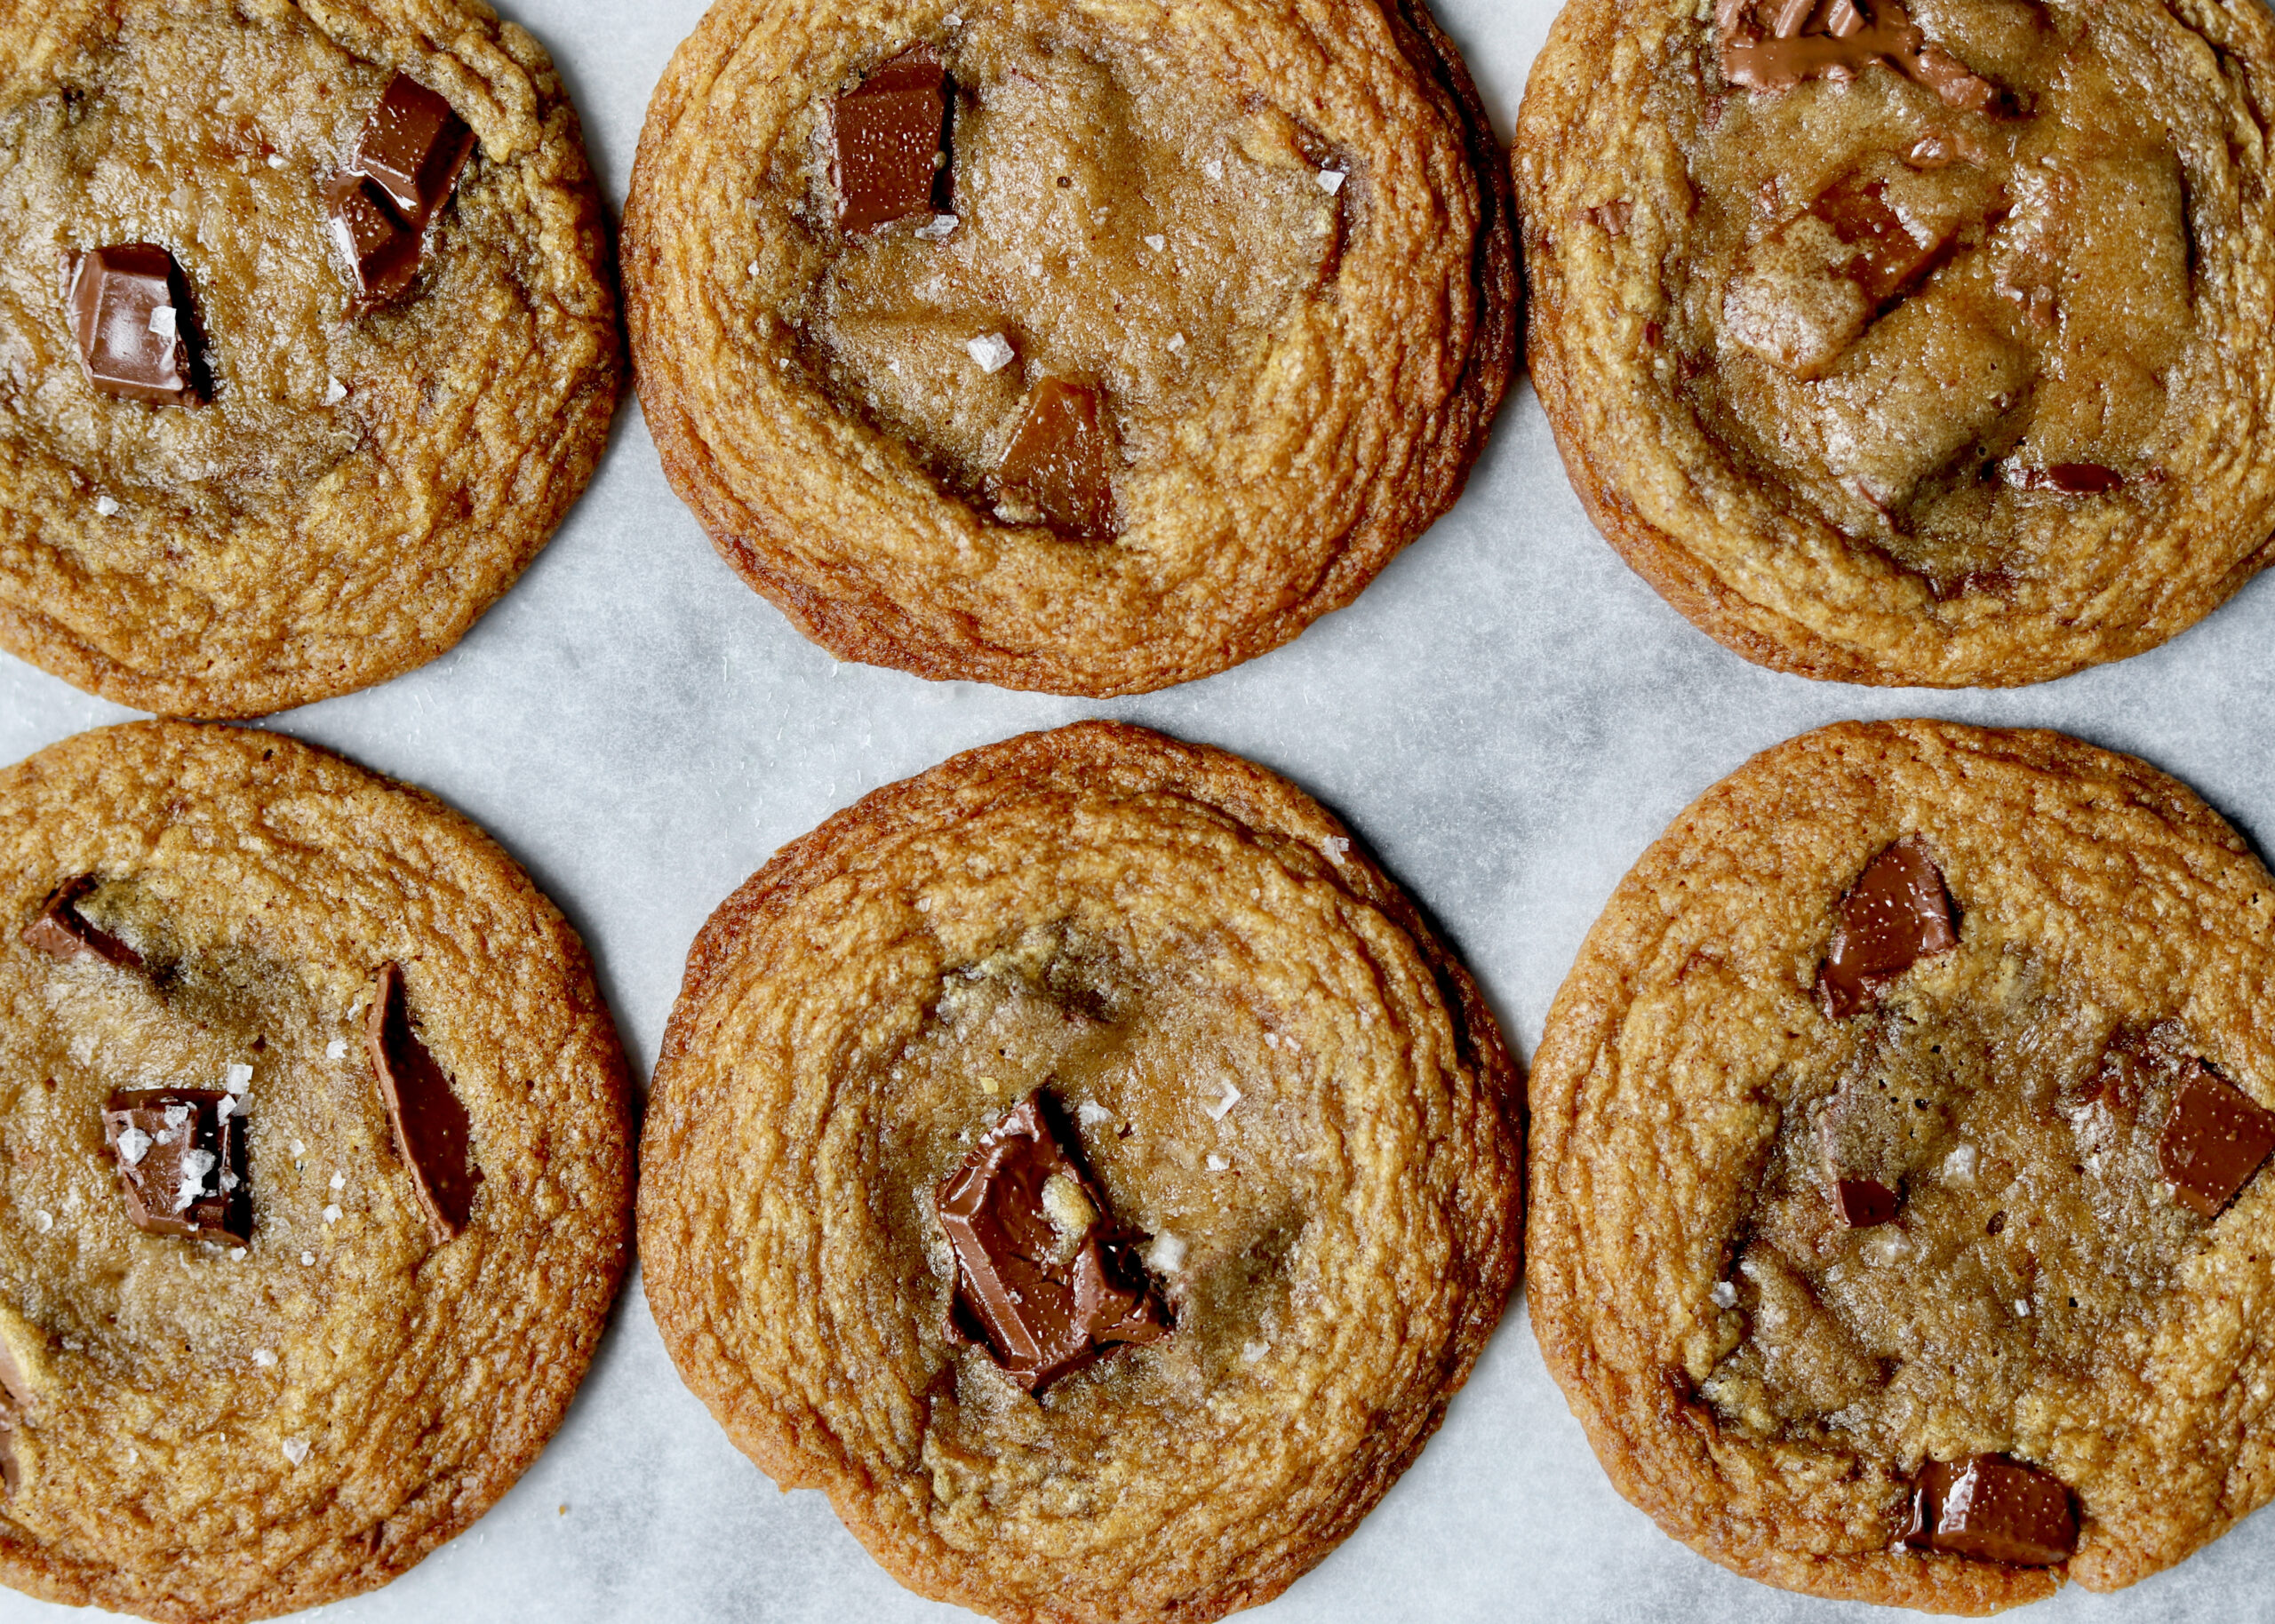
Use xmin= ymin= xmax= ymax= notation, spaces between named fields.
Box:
xmin=21 ymin=877 xmax=141 ymax=969
xmin=101 ymin=1089 xmax=250 ymax=1243
xmin=1716 ymin=0 xmax=1997 ymax=114
xmin=936 ymin=1089 xmax=1169 ymax=1392
xmin=2008 ymin=462 xmax=2125 ymax=496
xmin=1816 ymin=836 xmax=1958 ymax=1018
xmin=996 ymin=378 xmax=1118 ymax=538
xmin=1904 ymin=1455 xmax=2077 ymax=1565
xmin=352 ymin=75 xmax=474 ymax=231
xmin=2157 ymin=1063 xmax=2275 ymax=1218
xmin=325 ymin=172 xmax=423 ymax=307
xmin=366 ymin=962 xmax=483 ymax=1241
xmin=1812 ymin=177 xmax=1953 ymax=306
xmin=1834 ymin=1176 xmax=1898 ymax=1228
xmin=833 ymin=47 xmax=951 ymax=233
xmin=65 ymin=245 xmax=198 ymax=406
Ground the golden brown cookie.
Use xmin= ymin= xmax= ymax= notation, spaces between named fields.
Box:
xmin=640 ymin=720 xmax=1521 ymax=1623
xmin=1516 ymin=1 xmax=2275 ymax=688
xmin=1530 ymin=719 xmax=2275 ymax=1611
xmin=0 ymin=721 xmax=634 ymax=1622
xmin=623 ymin=0 xmax=1515 ymax=696
xmin=0 ymin=0 xmax=622 ymax=719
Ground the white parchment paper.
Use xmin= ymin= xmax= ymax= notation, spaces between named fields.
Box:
xmin=3 ymin=1 xmax=2271 ymax=1619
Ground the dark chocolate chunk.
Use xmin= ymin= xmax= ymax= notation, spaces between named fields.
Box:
xmin=1811 ymin=176 xmax=1955 ymax=306
xmin=65 ymin=245 xmax=199 ymax=406
xmin=20 ymin=877 xmax=141 ymax=969
xmin=1716 ymin=0 xmax=1997 ymax=113
xmin=935 ymin=1088 xmax=1169 ymax=1392
xmin=1816 ymin=835 xmax=1958 ymax=1018
xmin=324 ymin=172 xmax=424 ymax=307
xmin=833 ymin=46 xmax=951 ymax=233
xmin=1834 ymin=1176 xmax=1898 ymax=1228
xmin=2158 ymin=1063 xmax=2275 ymax=1218
xmin=366 ymin=962 xmax=483 ymax=1242
xmin=995 ymin=378 xmax=1118 ymax=538
xmin=352 ymin=75 xmax=475 ymax=232
xmin=101 ymin=1088 xmax=250 ymax=1243
xmin=1904 ymin=1454 xmax=2077 ymax=1565
xmin=2007 ymin=462 xmax=2126 ymax=496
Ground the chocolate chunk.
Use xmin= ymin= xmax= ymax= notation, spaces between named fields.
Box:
xmin=65 ymin=245 xmax=199 ymax=406
xmin=352 ymin=75 xmax=474 ymax=232
xmin=1717 ymin=0 xmax=1998 ymax=114
xmin=101 ymin=1089 xmax=250 ymax=1243
xmin=935 ymin=1088 xmax=1169 ymax=1392
xmin=995 ymin=378 xmax=1118 ymax=538
xmin=2007 ymin=463 xmax=2125 ymax=496
xmin=1904 ymin=1454 xmax=2077 ymax=1565
xmin=324 ymin=173 xmax=424 ymax=307
xmin=2157 ymin=1063 xmax=2275 ymax=1218
xmin=1811 ymin=177 xmax=1953 ymax=306
xmin=1834 ymin=1176 xmax=1898 ymax=1228
xmin=366 ymin=963 xmax=483 ymax=1241
xmin=833 ymin=47 xmax=951 ymax=234
xmin=1816 ymin=836 xmax=1958 ymax=1019
xmin=20 ymin=877 xmax=141 ymax=969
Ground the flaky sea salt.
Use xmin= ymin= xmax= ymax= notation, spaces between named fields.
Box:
xmin=1202 ymin=157 xmax=1224 ymax=181
xmin=915 ymin=213 xmax=959 ymax=240
xmin=1077 ymin=1100 xmax=1114 ymax=1129
xmin=327 ymin=1039 xmax=348 ymax=1060
xmin=225 ymin=1063 xmax=253 ymax=1094
xmin=2015 ymin=1298 xmax=2032 ymax=1318
xmin=174 ymin=1150 xmax=217 ymax=1212
xmin=1167 ymin=332 xmax=1186 ymax=354
xmin=252 ymin=1349 xmax=276 ymax=1367
xmin=966 ymin=332 xmax=1016 ymax=374
xmin=1316 ymin=168 xmax=1347 ymax=195
xmin=282 ymin=1437 xmax=309 ymax=1465
xmin=1241 ymin=1341 xmax=1268 ymax=1363
xmin=217 ymin=1095 xmax=237 ymax=1121
xmin=117 ymin=1126 xmax=153 ymax=1166
xmin=95 ymin=494 xmax=119 ymax=517
xmin=1942 ymin=1142 xmax=1978 ymax=1185
xmin=330 ymin=1172 xmax=346 ymax=1191
xmin=291 ymin=1140 xmax=307 ymax=1157
xmin=1143 ymin=234 xmax=1166 ymax=252
xmin=1205 ymin=1080 xmax=1242 ymax=1121
xmin=1146 ymin=1233 xmax=1186 ymax=1272
xmin=32 ymin=1211 xmax=52 ymax=1234
xmin=1326 ymin=837 xmax=1350 ymax=856
xmin=300 ymin=1251 xmax=315 ymax=1266
xmin=148 ymin=305 xmax=177 ymax=338
xmin=1711 ymin=1280 xmax=1737 ymax=1309
xmin=324 ymin=377 xmax=347 ymax=405
xmin=323 ymin=1205 xmax=341 ymax=1225
xmin=229 ymin=1246 xmax=246 ymax=1261
xmin=1206 ymin=1153 xmax=1231 ymax=1172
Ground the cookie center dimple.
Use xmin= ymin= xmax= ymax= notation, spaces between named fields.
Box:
xmin=798 ymin=20 xmax=1343 ymax=535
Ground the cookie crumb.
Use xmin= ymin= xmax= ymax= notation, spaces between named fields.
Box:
xmin=323 ymin=377 xmax=347 ymax=405
xmin=1204 ymin=1079 xmax=1242 ymax=1120
xmin=282 ymin=1437 xmax=309 ymax=1466
xmin=327 ymin=1039 xmax=348 ymax=1060
xmin=1316 ymin=168 xmax=1346 ymax=195
xmin=252 ymin=1349 xmax=276 ymax=1367
xmin=966 ymin=332 xmax=1016 ymax=374
xmin=94 ymin=493 xmax=120 ymax=516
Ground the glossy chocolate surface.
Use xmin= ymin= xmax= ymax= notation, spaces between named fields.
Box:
xmin=101 ymin=1087 xmax=250 ymax=1243
xmin=1817 ymin=836 xmax=1959 ymax=1017
xmin=833 ymin=46 xmax=950 ymax=233
xmin=354 ymin=74 xmax=475 ymax=230
xmin=995 ymin=378 xmax=1117 ymax=538
xmin=1904 ymin=1453 xmax=2077 ymax=1565
xmin=2157 ymin=1063 xmax=2275 ymax=1219
xmin=1715 ymin=0 xmax=1996 ymax=112
xmin=65 ymin=244 xmax=198 ymax=406
xmin=20 ymin=876 xmax=142 ymax=969
xmin=325 ymin=172 xmax=423 ymax=306
xmin=366 ymin=962 xmax=483 ymax=1241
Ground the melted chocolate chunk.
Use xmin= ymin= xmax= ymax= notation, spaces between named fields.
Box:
xmin=20 ymin=877 xmax=141 ymax=969
xmin=65 ymin=245 xmax=199 ymax=406
xmin=995 ymin=378 xmax=1118 ymax=538
xmin=1716 ymin=0 xmax=1997 ymax=113
xmin=1816 ymin=836 xmax=1959 ymax=1018
xmin=1904 ymin=1454 xmax=2077 ymax=1565
xmin=1812 ymin=176 xmax=1954 ymax=306
xmin=935 ymin=1089 xmax=1169 ymax=1392
xmin=1833 ymin=1176 xmax=1898 ymax=1228
xmin=101 ymin=1089 xmax=250 ymax=1243
xmin=2007 ymin=462 xmax=2125 ymax=496
xmin=365 ymin=963 xmax=483 ymax=1241
xmin=2157 ymin=1063 xmax=2275 ymax=1219
xmin=833 ymin=47 xmax=952 ymax=234
xmin=352 ymin=75 xmax=475 ymax=232
xmin=325 ymin=173 xmax=423 ymax=307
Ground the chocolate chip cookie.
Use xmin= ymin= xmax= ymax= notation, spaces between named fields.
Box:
xmin=0 ymin=721 xmax=633 ymax=1621
xmin=623 ymin=0 xmax=1514 ymax=696
xmin=1529 ymin=719 xmax=2275 ymax=1609
xmin=640 ymin=721 xmax=1521 ymax=1623
xmin=1517 ymin=1 xmax=2275 ymax=687
xmin=0 ymin=0 xmax=621 ymax=719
